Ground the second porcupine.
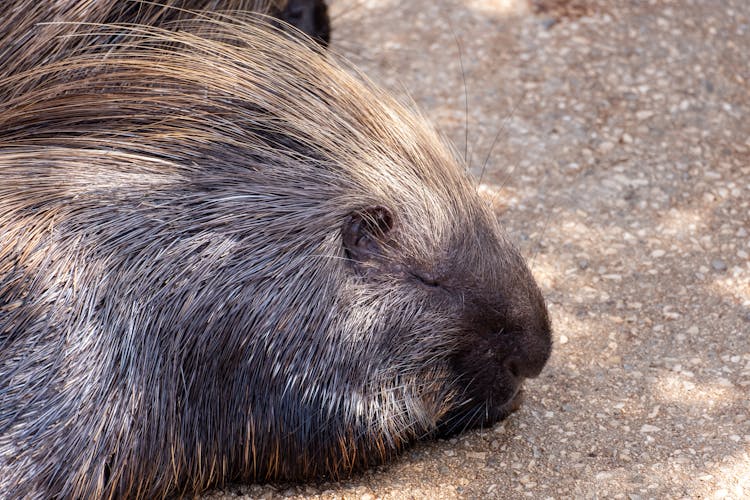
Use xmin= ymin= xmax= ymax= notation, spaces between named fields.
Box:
xmin=0 ymin=3 xmax=552 ymax=499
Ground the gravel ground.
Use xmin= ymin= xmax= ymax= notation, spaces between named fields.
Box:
xmin=207 ymin=0 xmax=750 ymax=498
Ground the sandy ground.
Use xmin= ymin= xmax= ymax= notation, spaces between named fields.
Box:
xmin=207 ymin=0 xmax=750 ymax=498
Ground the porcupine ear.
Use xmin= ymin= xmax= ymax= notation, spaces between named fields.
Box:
xmin=341 ymin=206 xmax=394 ymax=263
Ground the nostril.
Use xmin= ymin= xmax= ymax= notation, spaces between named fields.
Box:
xmin=503 ymin=355 xmax=547 ymax=380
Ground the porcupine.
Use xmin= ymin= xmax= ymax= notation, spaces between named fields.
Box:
xmin=0 ymin=2 xmax=551 ymax=498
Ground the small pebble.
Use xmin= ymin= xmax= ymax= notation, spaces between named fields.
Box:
xmin=541 ymin=18 xmax=557 ymax=30
xmin=640 ymin=424 xmax=660 ymax=433
xmin=711 ymin=259 xmax=727 ymax=271
xmin=636 ymin=110 xmax=654 ymax=120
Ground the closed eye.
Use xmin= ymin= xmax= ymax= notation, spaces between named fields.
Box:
xmin=411 ymin=272 xmax=441 ymax=288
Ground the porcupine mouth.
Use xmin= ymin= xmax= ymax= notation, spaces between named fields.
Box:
xmin=434 ymin=384 xmax=524 ymax=437
xmin=476 ymin=384 xmax=525 ymax=428
xmin=494 ymin=386 xmax=525 ymax=420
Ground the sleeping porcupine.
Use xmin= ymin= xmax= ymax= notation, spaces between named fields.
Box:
xmin=0 ymin=1 xmax=552 ymax=497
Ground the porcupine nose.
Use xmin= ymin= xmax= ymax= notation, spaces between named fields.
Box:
xmin=516 ymin=267 xmax=553 ymax=379
xmin=502 ymin=349 xmax=547 ymax=380
xmin=505 ymin=311 xmax=553 ymax=380
xmin=499 ymin=290 xmax=553 ymax=381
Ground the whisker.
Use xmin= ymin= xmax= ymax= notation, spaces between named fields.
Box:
xmin=450 ymin=28 xmax=470 ymax=165
xmin=478 ymin=89 xmax=528 ymax=188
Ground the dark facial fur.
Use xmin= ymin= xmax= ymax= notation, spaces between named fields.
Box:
xmin=0 ymin=4 xmax=551 ymax=499
xmin=343 ymin=205 xmax=551 ymax=435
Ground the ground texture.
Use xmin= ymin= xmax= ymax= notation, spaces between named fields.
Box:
xmin=207 ymin=0 xmax=750 ymax=498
